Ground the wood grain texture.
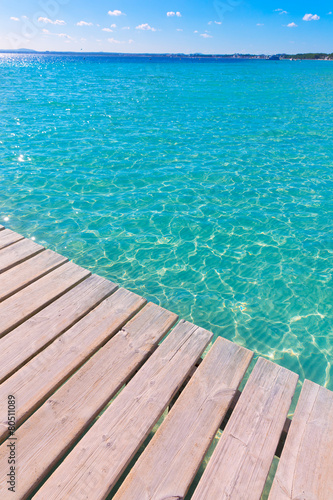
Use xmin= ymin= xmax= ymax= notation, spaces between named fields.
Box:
xmin=192 ymin=357 xmax=298 ymax=500
xmin=0 ymin=303 xmax=178 ymax=500
xmin=269 ymin=380 xmax=333 ymax=500
xmin=115 ymin=337 xmax=253 ymax=500
xmin=0 ymin=261 xmax=90 ymax=338
xmin=0 ymin=238 xmax=44 ymax=273
xmin=0 ymin=288 xmax=146 ymax=443
xmin=0 ymin=274 xmax=117 ymax=383
xmin=0 ymin=228 xmax=24 ymax=249
xmin=0 ymin=249 xmax=67 ymax=301
xmin=219 ymin=391 xmax=291 ymax=459
xmin=33 ymin=320 xmax=213 ymax=500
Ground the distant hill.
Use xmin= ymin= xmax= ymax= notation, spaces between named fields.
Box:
xmin=17 ymin=48 xmax=37 ymax=53
xmin=0 ymin=48 xmax=37 ymax=53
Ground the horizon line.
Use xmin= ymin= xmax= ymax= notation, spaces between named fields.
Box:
xmin=1 ymin=49 xmax=333 ymax=57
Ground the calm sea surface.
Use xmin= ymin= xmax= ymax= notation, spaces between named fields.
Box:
xmin=1 ymin=54 xmax=332 ymax=390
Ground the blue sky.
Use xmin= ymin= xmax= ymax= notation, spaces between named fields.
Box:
xmin=1 ymin=0 xmax=332 ymax=53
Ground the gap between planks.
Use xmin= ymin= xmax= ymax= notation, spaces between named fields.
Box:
xmin=0 ymin=238 xmax=45 ymax=274
xmin=0 ymin=249 xmax=68 ymax=302
xmin=0 ymin=229 xmax=24 ymax=250
xmin=171 ymin=361 xmax=293 ymax=459
xmin=0 ymin=261 xmax=90 ymax=339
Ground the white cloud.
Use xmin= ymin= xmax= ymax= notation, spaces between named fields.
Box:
xmin=108 ymin=10 xmax=125 ymax=16
xmin=129 ymin=39 xmax=134 ymax=43
xmin=200 ymin=33 xmax=212 ymax=38
xmin=176 ymin=12 xmax=181 ymax=17
xmin=38 ymin=17 xmax=66 ymax=25
xmin=215 ymin=21 xmax=222 ymax=24
xmin=287 ymin=22 xmax=297 ymax=27
xmin=303 ymin=13 xmax=320 ymax=21
xmin=122 ymin=26 xmax=130 ymax=30
xmin=108 ymin=37 xmax=124 ymax=43
xmin=275 ymin=9 xmax=288 ymax=14
xmin=77 ymin=21 xmax=93 ymax=26
xmin=193 ymin=30 xmax=198 ymax=33
xmin=38 ymin=17 xmax=52 ymax=23
xmin=167 ymin=11 xmax=181 ymax=17
xmin=10 ymin=17 xmax=20 ymax=21
xmin=328 ymin=12 xmax=333 ymax=15
xmin=257 ymin=23 xmax=264 ymax=26
xmin=176 ymin=28 xmax=183 ymax=31
xmin=58 ymin=33 xmax=73 ymax=40
xmin=102 ymin=28 xmax=113 ymax=32
xmin=110 ymin=24 xmax=117 ymax=28
xmin=136 ymin=23 xmax=156 ymax=31
xmin=208 ymin=21 xmax=213 ymax=25
xmin=42 ymin=28 xmax=70 ymax=36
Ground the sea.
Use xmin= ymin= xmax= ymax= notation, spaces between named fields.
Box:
xmin=1 ymin=53 xmax=332 ymax=393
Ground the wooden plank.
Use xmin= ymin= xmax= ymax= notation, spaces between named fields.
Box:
xmin=33 ymin=320 xmax=213 ymax=500
xmin=0 ymin=287 xmax=146 ymax=442
xmin=0 ymin=261 xmax=90 ymax=338
xmin=219 ymin=389 xmax=292 ymax=459
xmin=0 ymin=249 xmax=67 ymax=302
xmin=0 ymin=228 xmax=24 ymax=249
xmin=192 ymin=357 xmax=298 ymax=500
xmin=115 ymin=337 xmax=253 ymax=500
xmin=0 ymin=303 xmax=178 ymax=499
xmin=0 ymin=238 xmax=44 ymax=273
xmin=0 ymin=274 xmax=117 ymax=383
xmin=269 ymin=380 xmax=333 ymax=500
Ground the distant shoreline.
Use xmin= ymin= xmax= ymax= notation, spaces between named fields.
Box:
xmin=0 ymin=50 xmax=332 ymax=60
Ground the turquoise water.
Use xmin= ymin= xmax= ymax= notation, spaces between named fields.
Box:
xmin=1 ymin=54 xmax=332 ymax=390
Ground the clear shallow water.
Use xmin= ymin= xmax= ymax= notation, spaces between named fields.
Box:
xmin=1 ymin=54 xmax=332 ymax=390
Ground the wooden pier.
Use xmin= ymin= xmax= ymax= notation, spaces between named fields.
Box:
xmin=0 ymin=225 xmax=332 ymax=499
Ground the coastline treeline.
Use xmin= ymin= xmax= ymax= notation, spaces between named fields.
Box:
xmin=281 ymin=53 xmax=333 ymax=60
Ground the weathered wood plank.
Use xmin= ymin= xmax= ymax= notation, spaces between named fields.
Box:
xmin=0 ymin=287 xmax=146 ymax=443
xmin=0 ymin=238 xmax=44 ymax=273
xmin=269 ymin=380 xmax=333 ymax=500
xmin=0 ymin=303 xmax=178 ymax=499
xmin=0 ymin=228 xmax=24 ymax=249
xmin=0 ymin=261 xmax=90 ymax=338
xmin=115 ymin=337 xmax=253 ymax=500
xmin=0 ymin=249 xmax=67 ymax=302
xmin=33 ymin=321 xmax=213 ymax=500
xmin=0 ymin=274 xmax=117 ymax=383
xmin=192 ymin=357 xmax=298 ymax=500
xmin=219 ymin=389 xmax=292 ymax=459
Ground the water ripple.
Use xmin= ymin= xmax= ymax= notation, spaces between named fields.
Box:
xmin=0 ymin=55 xmax=332 ymax=391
